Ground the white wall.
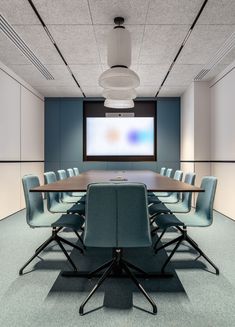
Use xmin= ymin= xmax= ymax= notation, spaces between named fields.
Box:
xmin=0 ymin=62 xmax=44 ymax=219
xmin=181 ymin=61 xmax=235 ymax=220
xmin=180 ymin=83 xmax=195 ymax=160
xmin=180 ymin=81 xmax=211 ymax=188
xmin=210 ymin=65 xmax=235 ymax=219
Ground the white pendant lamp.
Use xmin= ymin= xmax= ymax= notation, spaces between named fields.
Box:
xmin=104 ymin=99 xmax=134 ymax=109
xmin=102 ymin=88 xmax=136 ymax=100
xmin=99 ymin=67 xmax=140 ymax=90
xmin=99 ymin=17 xmax=140 ymax=109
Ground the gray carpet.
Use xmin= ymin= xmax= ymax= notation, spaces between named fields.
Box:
xmin=0 ymin=209 xmax=235 ymax=327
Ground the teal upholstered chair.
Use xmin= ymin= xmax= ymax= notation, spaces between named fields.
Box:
xmin=73 ymin=167 xmax=79 ymax=176
xmin=79 ymin=183 xmax=157 ymax=315
xmin=148 ymin=169 xmax=182 ymax=204
xmin=44 ymin=172 xmax=85 ymax=216
xmin=165 ymin=168 xmax=173 ymax=177
xmin=160 ymin=167 xmax=166 ymax=175
xmin=149 ymin=172 xmax=196 ymax=217
xmin=19 ymin=175 xmax=84 ymax=275
xmin=158 ymin=170 xmax=183 ymax=202
xmin=57 ymin=169 xmax=79 ymax=203
xmin=67 ymin=168 xmax=87 ymax=198
xmin=154 ymin=176 xmax=219 ymax=274
xmin=67 ymin=168 xmax=74 ymax=177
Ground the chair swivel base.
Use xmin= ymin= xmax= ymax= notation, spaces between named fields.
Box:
xmin=79 ymin=248 xmax=157 ymax=316
xmin=19 ymin=227 xmax=84 ymax=275
xmin=155 ymin=227 xmax=219 ymax=275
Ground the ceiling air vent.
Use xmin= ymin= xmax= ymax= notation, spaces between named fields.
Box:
xmin=194 ymin=31 xmax=235 ymax=81
xmin=0 ymin=14 xmax=54 ymax=80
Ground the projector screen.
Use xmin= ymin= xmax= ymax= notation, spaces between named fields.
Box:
xmin=86 ymin=117 xmax=154 ymax=156
xmin=83 ymin=100 xmax=156 ymax=161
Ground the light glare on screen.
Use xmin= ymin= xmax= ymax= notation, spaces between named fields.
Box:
xmin=86 ymin=117 xmax=154 ymax=156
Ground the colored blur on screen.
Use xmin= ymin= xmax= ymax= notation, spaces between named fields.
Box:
xmin=86 ymin=117 xmax=154 ymax=156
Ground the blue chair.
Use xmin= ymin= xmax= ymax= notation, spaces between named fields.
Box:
xmin=44 ymin=172 xmax=85 ymax=215
xmin=148 ymin=169 xmax=182 ymax=204
xmin=154 ymin=176 xmax=219 ymax=275
xmin=79 ymin=183 xmax=157 ymax=315
xmin=67 ymin=168 xmax=74 ymax=177
xmin=160 ymin=167 xmax=166 ymax=175
xmin=19 ymin=175 xmax=84 ymax=275
xmin=57 ymin=169 xmax=80 ymax=203
xmin=165 ymin=168 xmax=173 ymax=177
xmin=158 ymin=170 xmax=183 ymax=203
xmin=67 ymin=168 xmax=87 ymax=198
xmin=73 ymin=167 xmax=79 ymax=176
xmin=44 ymin=171 xmax=85 ymax=242
xmin=149 ymin=172 xmax=196 ymax=217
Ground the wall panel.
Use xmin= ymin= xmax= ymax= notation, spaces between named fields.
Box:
xmin=0 ymin=64 xmax=44 ymax=220
xmin=45 ymin=98 xmax=181 ymax=173
xmin=211 ymin=163 xmax=235 ymax=219
xmin=211 ymin=69 xmax=235 ymax=160
xmin=21 ymin=87 xmax=44 ymax=160
xmin=0 ymin=69 xmax=20 ymax=160
xmin=0 ymin=163 xmax=21 ymax=219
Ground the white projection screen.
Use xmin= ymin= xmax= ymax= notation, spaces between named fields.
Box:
xmin=86 ymin=117 xmax=154 ymax=156
xmin=83 ymin=100 xmax=156 ymax=161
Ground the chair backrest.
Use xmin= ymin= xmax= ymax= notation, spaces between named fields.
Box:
xmin=84 ymin=183 xmax=152 ymax=248
xmin=73 ymin=167 xmax=79 ymax=176
xmin=22 ymin=175 xmax=44 ymax=226
xmin=181 ymin=172 xmax=196 ymax=209
xmin=67 ymin=168 xmax=74 ymax=177
xmin=44 ymin=171 xmax=60 ymax=210
xmin=166 ymin=170 xmax=183 ymax=201
xmin=195 ymin=176 xmax=217 ymax=224
xmin=173 ymin=170 xmax=183 ymax=181
xmin=160 ymin=167 xmax=166 ymax=175
xmin=165 ymin=168 xmax=173 ymax=178
xmin=57 ymin=169 xmax=70 ymax=198
xmin=57 ymin=169 xmax=67 ymax=180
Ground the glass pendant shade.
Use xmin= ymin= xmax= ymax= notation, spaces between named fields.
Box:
xmin=99 ymin=17 xmax=139 ymax=107
xmin=104 ymin=99 xmax=134 ymax=109
xmin=107 ymin=27 xmax=131 ymax=67
xmin=99 ymin=67 xmax=140 ymax=90
xmin=102 ymin=88 xmax=136 ymax=100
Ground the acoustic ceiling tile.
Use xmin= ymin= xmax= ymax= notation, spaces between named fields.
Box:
xmin=159 ymin=85 xmax=186 ymax=96
xmin=13 ymin=25 xmax=63 ymax=64
xmin=136 ymin=86 xmax=157 ymax=97
xmin=48 ymin=25 xmax=100 ymax=64
xmin=137 ymin=64 xmax=169 ymax=86
xmin=89 ymin=0 xmax=151 ymax=25
xmin=94 ymin=25 xmax=144 ymax=64
xmin=146 ymin=0 xmax=204 ymax=25
xmin=177 ymin=25 xmax=235 ymax=65
xmin=165 ymin=64 xmax=203 ymax=86
xmin=82 ymin=86 xmax=103 ymax=97
xmin=69 ymin=64 xmax=103 ymax=87
xmin=198 ymin=0 xmax=235 ymax=25
xmin=33 ymin=0 xmax=91 ymax=24
xmin=0 ymin=0 xmax=40 ymax=24
xmin=36 ymin=86 xmax=83 ymax=97
xmin=0 ymin=33 xmax=29 ymax=65
xmin=8 ymin=64 xmax=75 ymax=87
xmin=139 ymin=24 xmax=189 ymax=64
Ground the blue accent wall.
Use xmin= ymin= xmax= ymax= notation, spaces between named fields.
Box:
xmin=45 ymin=97 xmax=180 ymax=173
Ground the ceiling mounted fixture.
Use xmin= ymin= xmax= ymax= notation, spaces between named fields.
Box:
xmin=99 ymin=17 xmax=140 ymax=109
xmin=0 ymin=14 xmax=54 ymax=80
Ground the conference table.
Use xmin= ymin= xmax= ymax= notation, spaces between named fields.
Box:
xmin=31 ymin=169 xmax=203 ymax=193
xmin=31 ymin=170 xmax=203 ymax=278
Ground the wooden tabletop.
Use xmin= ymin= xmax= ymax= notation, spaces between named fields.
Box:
xmin=31 ymin=170 xmax=203 ymax=193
